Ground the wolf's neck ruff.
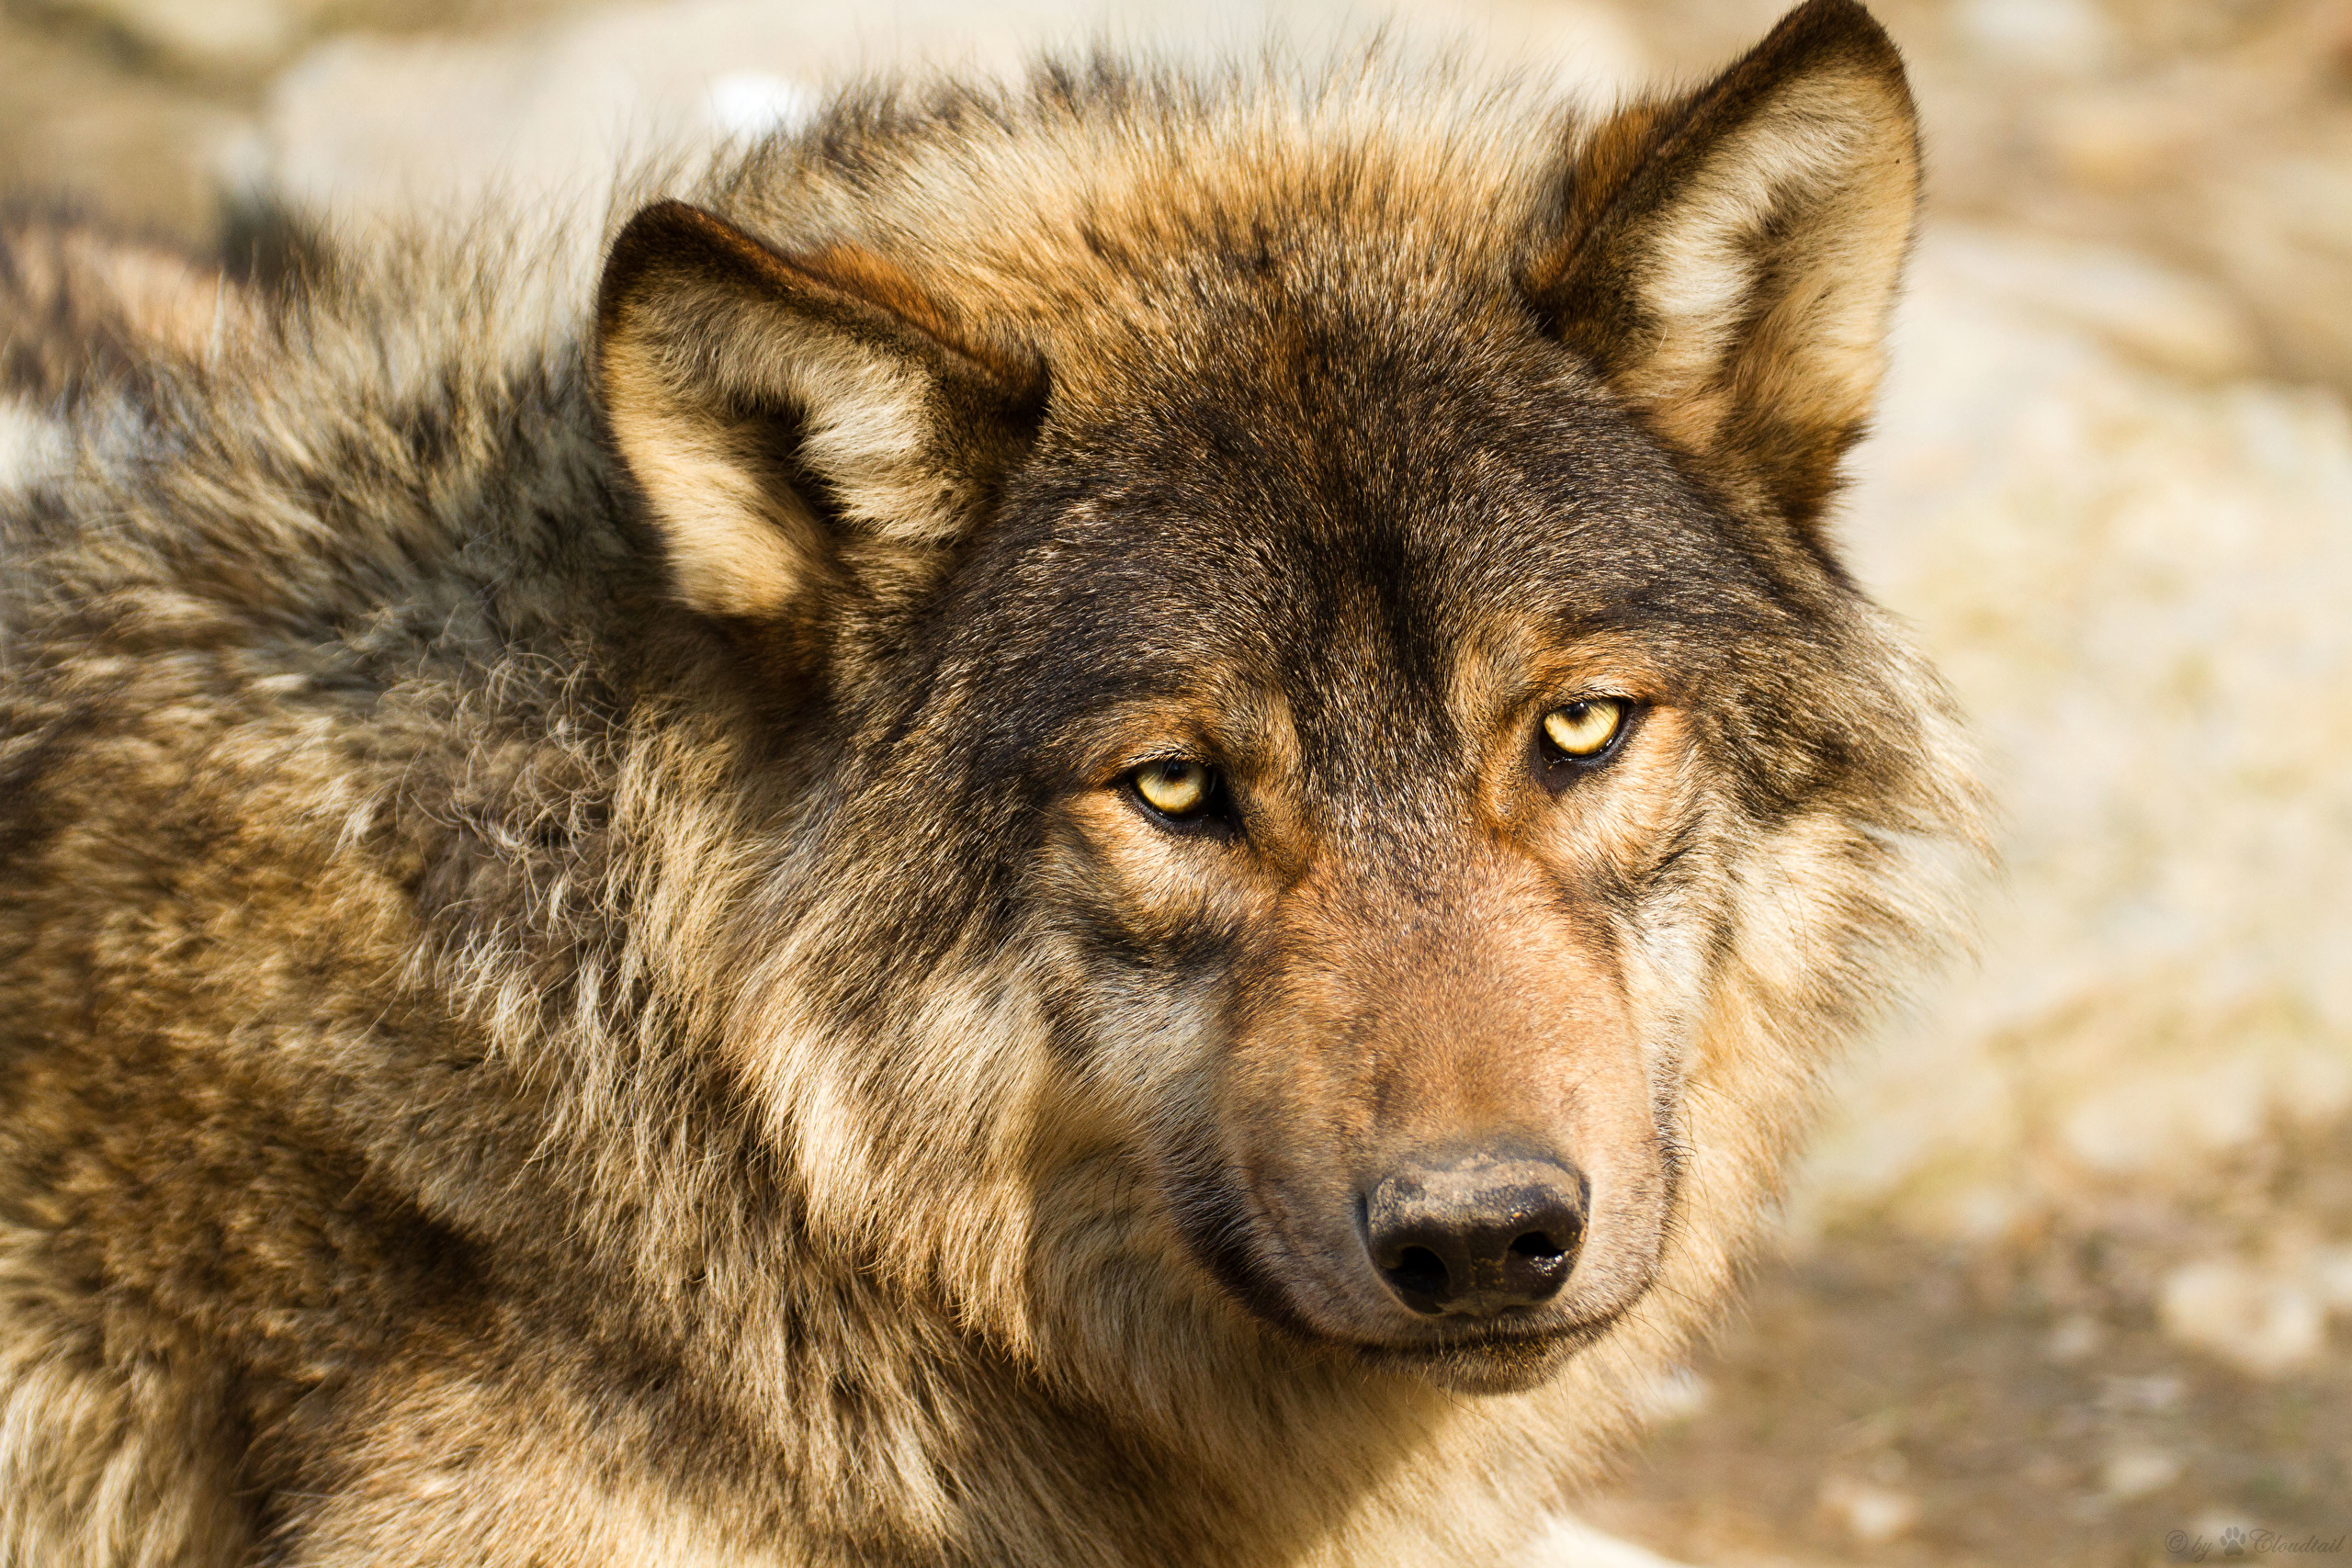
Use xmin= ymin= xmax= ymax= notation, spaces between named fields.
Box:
xmin=0 ymin=3 xmax=1984 ymax=1563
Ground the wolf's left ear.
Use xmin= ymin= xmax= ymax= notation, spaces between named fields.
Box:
xmin=595 ymin=200 xmax=1043 ymax=620
xmin=1524 ymin=0 xmax=1917 ymax=534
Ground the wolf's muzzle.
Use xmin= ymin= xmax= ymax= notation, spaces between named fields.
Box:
xmin=1362 ymin=1150 xmax=1586 ymax=1317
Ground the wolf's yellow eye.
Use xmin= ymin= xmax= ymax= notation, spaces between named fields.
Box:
xmin=1542 ymin=699 xmax=1627 ymax=760
xmin=1133 ymin=759 xmax=1212 ymax=819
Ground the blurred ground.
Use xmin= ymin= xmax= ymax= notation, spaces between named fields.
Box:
xmin=4 ymin=0 xmax=2348 ymax=1562
xmin=1585 ymin=1122 xmax=2352 ymax=1567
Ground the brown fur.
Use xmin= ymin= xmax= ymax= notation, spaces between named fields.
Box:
xmin=0 ymin=5 xmax=1984 ymax=1563
xmin=0 ymin=212 xmax=254 ymax=409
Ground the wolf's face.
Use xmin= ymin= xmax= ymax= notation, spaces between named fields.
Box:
xmin=949 ymin=324 xmax=1784 ymax=1385
xmin=597 ymin=1 xmax=1961 ymax=1392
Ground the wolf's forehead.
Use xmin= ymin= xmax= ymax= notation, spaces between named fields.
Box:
xmin=970 ymin=461 xmax=1737 ymax=777
xmin=948 ymin=230 xmax=1787 ymax=768
xmin=1035 ymin=227 xmax=1540 ymax=423
xmin=1021 ymin=323 xmax=1737 ymax=625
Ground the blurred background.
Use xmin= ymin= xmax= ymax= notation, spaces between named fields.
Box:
xmin=5 ymin=0 xmax=2347 ymax=1562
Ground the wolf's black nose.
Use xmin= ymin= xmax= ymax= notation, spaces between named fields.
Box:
xmin=1363 ymin=1152 xmax=1585 ymax=1316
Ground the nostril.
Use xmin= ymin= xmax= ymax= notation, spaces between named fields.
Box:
xmin=1508 ymin=1230 xmax=1565 ymax=1262
xmin=1386 ymin=1246 xmax=1450 ymax=1305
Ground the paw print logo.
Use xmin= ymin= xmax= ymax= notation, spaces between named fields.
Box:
xmin=2221 ymin=1527 xmax=2248 ymax=1558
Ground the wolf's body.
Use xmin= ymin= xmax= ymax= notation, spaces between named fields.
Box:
xmin=0 ymin=5 xmax=1981 ymax=1563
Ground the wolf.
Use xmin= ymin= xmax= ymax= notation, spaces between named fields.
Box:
xmin=0 ymin=1 xmax=1982 ymax=1562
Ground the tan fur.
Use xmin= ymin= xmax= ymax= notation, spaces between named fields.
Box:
xmin=0 ymin=215 xmax=254 ymax=403
xmin=0 ymin=5 xmax=1985 ymax=1563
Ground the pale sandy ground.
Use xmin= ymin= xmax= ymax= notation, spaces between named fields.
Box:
xmin=4 ymin=0 xmax=2349 ymax=1563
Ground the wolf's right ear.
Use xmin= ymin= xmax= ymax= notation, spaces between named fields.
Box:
xmin=1524 ymin=0 xmax=1917 ymax=535
xmin=595 ymin=200 xmax=1043 ymax=620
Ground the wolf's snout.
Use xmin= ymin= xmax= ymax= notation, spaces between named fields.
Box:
xmin=1362 ymin=1154 xmax=1585 ymax=1317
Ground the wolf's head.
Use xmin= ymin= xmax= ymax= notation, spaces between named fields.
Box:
xmin=593 ymin=0 xmax=1978 ymax=1397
